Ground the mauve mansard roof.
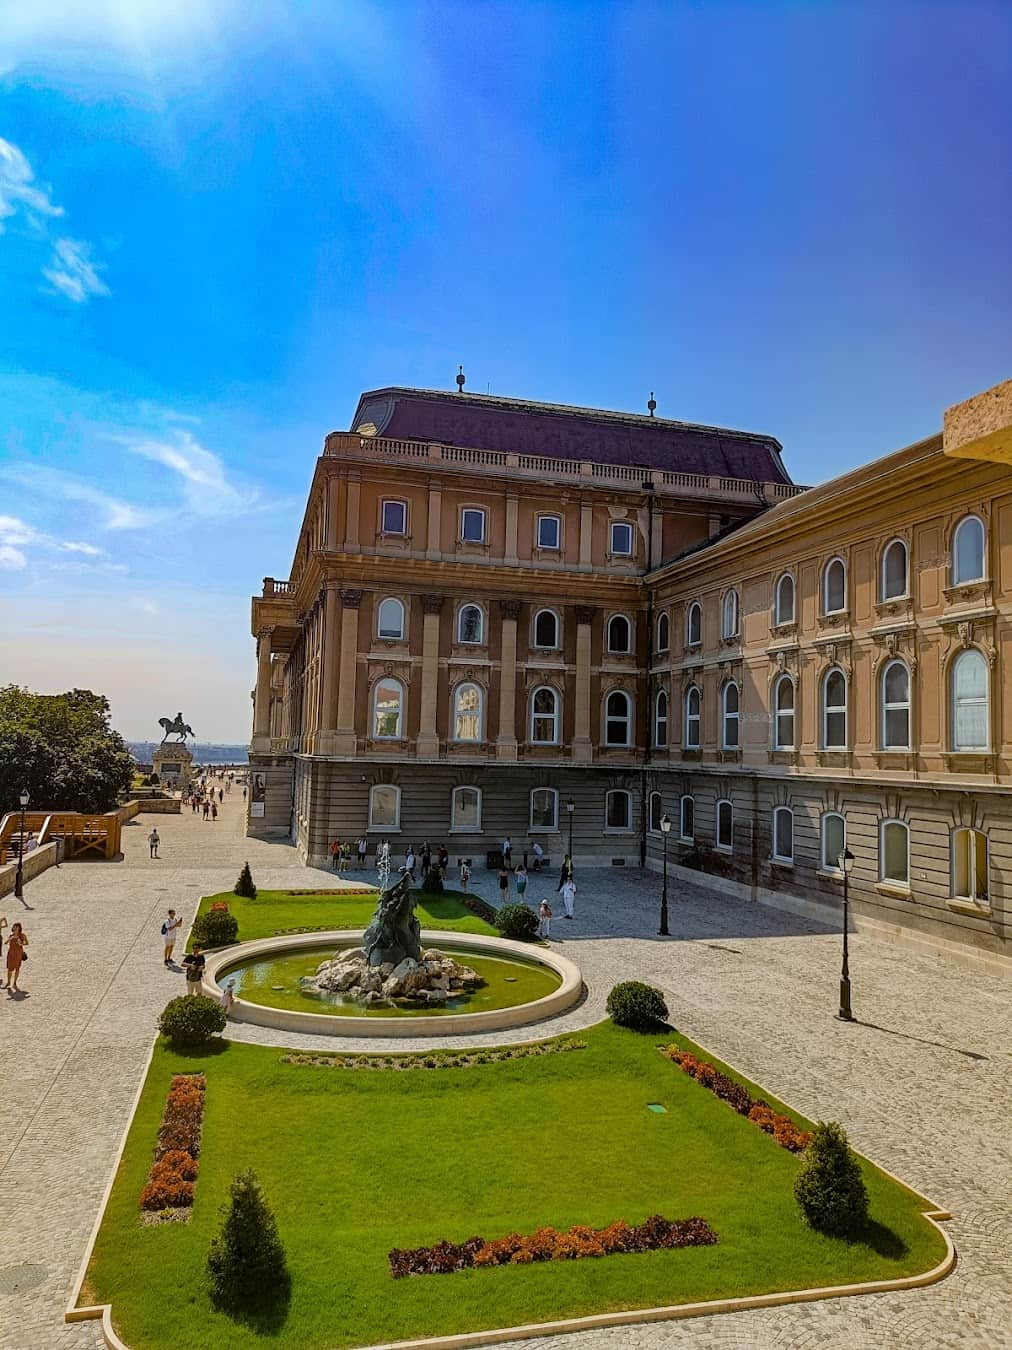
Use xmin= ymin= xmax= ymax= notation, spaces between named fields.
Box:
xmin=347 ymin=387 xmax=792 ymax=485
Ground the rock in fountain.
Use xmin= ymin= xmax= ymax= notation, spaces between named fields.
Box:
xmin=301 ymin=873 xmax=484 ymax=1007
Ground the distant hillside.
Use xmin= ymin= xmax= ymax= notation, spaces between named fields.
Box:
xmin=128 ymin=741 xmax=249 ymax=765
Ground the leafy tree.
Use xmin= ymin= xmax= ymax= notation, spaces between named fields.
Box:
xmin=794 ymin=1121 xmax=869 ymax=1236
xmin=208 ymin=1170 xmax=290 ymax=1313
xmin=0 ymin=685 xmax=134 ymax=813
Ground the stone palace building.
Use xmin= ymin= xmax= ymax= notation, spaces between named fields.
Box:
xmin=249 ymin=378 xmax=1012 ymax=963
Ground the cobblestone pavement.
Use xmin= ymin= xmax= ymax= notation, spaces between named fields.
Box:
xmin=1 ymin=798 xmax=1009 ymax=1349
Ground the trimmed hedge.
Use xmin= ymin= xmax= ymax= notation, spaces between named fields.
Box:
xmin=140 ymin=1075 xmax=205 ymax=1213
xmin=191 ymin=906 xmax=239 ymax=947
xmin=159 ymin=994 xmax=227 ymax=1048
xmin=494 ymin=903 xmax=539 ymax=941
xmin=606 ymin=981 xmax=669 ymax=1030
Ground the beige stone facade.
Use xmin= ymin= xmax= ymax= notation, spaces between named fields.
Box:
xmin=250 ymin=381 xmax=1012 ymax=959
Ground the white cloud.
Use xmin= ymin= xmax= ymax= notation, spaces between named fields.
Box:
xmin=0 ymin=543 xmax=27 ymax=569
xmin=60 ymin=540 xmax=103 ymax=556
xmin=0 ymin=469 xmax=152 ymax=530
xmin=0 ymin=135 xmax=63 ymax=229
xmin=42 ymin=236 xmax=110 ymax=302
xmin=0 ymin=510 xmax=108 ymax=569
xmin=120 ymin=428 xmax=258 ymax=517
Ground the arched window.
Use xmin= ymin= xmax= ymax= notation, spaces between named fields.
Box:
xmin=649 ymin=791 xmax=663 ymax=832
xmin=530 ymin=787 xmax=558 ymax=831
xmin=458 ymin=604 xmax=484 ymax=644
xmin=774 ymin=573 xmax=795 ymax=625
xmin=881 ymin=539 xmax=908 ymax=600
xmin=721 ymin=589 xmax=739 ymax=639
xmin=721 ymin=681 xmax=740 ymax=749
xmin=822 ymin=668 xmax=848 ymax=749
xmin=880 ymin=819 xmax=910 ymax=886
xmin=716 ymin=799 xmax=733 ymax=851
xmin=368 ymin=783 xmax=400 ymax=829
xmin=952 ymin=827 xmax=988 ymax=903
xmin=772 ymin=806 xmax=793 ymax=862
xmin=951 ymin=649 xmax=989 ymax=750
xmin=450 ymin=786 xmax=482 ymax=831
xmin=533 ymin=608 xmax=560 ymax=649
xmin=686 ymin=601 xmax=702 ymax=647
xmin=684 ymin=685 xmax=701 ymax=748
xmin=881 ymin=659 xmax=911 ymax=749
xmin=377 ymin=597 xmax=405 ymax=640
xmin=679 ymin=794 xmax=694 ymax=841
xmin=452 ymin=683 xmax=483 ymax=742
xmin=821 ymin=812 xmax=846 ymax=872
xmin=654 ymin=689 xmax=669 ymax=748
xmin=656 ymin=611 xmax=670 ymax=652
xmin=605 ymin=690 xmax=632 ymax=746
xmin=773 ymin=675 xmax=795 ymax=750
xmin=608 ymin=614 xmax=631 ymax=654
xmin=823 ymin=558 xmax=847 ymax=614
xmin=372 ymin=678 xmax=404 ymax=739
xmin=530 ymin=686 xmax=560 ymax=744
xmin=952 ymin=516 xmax=985 ymax=585
xmin=606 ymin=790 xmax=632 ymax=830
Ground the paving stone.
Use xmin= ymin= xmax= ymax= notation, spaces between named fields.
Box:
xmin=1 ymin=796 xmax=1008 ymax=1349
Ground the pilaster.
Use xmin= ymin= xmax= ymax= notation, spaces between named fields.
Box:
xmin=573 ymin=604 xmax=596 ymax=761
xmin=333 ymin=589 xmax=362 ymax=755
xmin=251 ymin=625 xmax=274 ymax=749
xmin=579 ymin=501 xmax=593 ymax=571
xmin=496 ymin=598 xmax=521 ymax=760
xmin=416 ymin=594 xmax=444 ymax=757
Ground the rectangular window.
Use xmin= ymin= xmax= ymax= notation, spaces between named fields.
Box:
xmin=381 ymin=500 xmax=406 ymax=534
xmin=610 ymin=521 xmax=633 ymax=556
xmin=679 ymin=796 xmax=694 ymax=842
xmin=461 ymin=508 xmax=486 ymax=543
xmin=451 ymin=787 xmax=481 ymax=832
xmin=537 ymin=515 xmax=561 ymax=549
xmin=606 ymin=791 xmax=631 ymax=831
xmin=369 ymin=786 xmax=399 ymax=829
xmin=530 ymin=788 xmax=558 ymax=831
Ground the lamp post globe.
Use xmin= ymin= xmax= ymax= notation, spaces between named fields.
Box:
xmin=659 ymin=813 xmax=672 ymax=936
xmin=838 ymin=848 xmax=855 ymax=1021
xmin=14 ymin=788 xmax=30 ymax=901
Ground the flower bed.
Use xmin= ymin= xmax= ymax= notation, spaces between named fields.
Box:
xmin=662 ymin=1048 xmax=813 ymax=1153
xmin=138 ymin=1074 xmax=206 ymax=1219
xmin=389 ymin=1215 xmax=717 ymax=1278
xmin=281 ymin=1039 xmax=587 ymax=1071
xmin=460 ymin=894 xmax=498 ymax=924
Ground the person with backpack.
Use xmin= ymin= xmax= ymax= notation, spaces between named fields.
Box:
xmin=161 ymin=909 xmax=182 ymax=966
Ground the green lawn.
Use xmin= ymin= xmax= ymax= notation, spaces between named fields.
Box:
xmin=82 ymin=1023 xmax=946 ymax=1349
xmin=189 ymin=887 xmax=498 ymax=948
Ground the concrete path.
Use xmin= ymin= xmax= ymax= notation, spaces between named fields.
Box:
xmin=1 ymin=792 xmax=1009 ymax=1349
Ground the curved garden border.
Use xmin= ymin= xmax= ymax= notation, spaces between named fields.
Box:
xmin=199 ymin=930 xmax=585 ymax=1038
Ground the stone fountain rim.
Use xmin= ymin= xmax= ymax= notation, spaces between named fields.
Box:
xmin=200 ymin=929 xmax=584 ymax=1039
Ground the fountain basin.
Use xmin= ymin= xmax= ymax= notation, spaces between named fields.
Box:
xmin=201 ymin=930 xmax=584 ymax=1037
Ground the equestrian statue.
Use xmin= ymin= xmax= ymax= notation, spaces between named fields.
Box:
xmin=158 ymin=712 xmax=195 ymax=743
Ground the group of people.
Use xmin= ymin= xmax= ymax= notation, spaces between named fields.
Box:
xmin=159 ymin=910 xmax=237 ymax=1015
xmin=0 ymin=917 xmax=28 ymax=993
xmin=495 ymin=850 xmax=576 ymax=938
xmin=329 ymin=835 xmax=369 ymax=871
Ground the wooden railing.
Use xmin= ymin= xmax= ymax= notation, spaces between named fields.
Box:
xmin=0 ymin=810 xmax=122 ymax=863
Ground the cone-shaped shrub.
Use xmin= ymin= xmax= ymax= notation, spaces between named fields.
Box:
xmin=794 ymin=1121 xmax=869 ymax=1236
xmin=208 ymin=1170 xmax=290 ymax=1311
xmin=234 ymin=861 xmax=257 ymax=898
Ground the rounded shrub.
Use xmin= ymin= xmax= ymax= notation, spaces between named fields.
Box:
xmin=234 ymin=861 xmax=257 ymax=899
xmin=794 ymin=1121 xmax=869 ymax=1236
xmin=159 ymin=994 xmax=227 ymax=1047
xmin=422 ymin=865 xmax=444 ymax=894
xmin=606 ymin=981 xmax=669 ymax=1030
xmin=207 ymin=1169 xmax=290 ymax=1313
xmin=192 ymin=907 xmax=239 ymax=947
xmin=495 ymin=903 xmax=539 ymax=941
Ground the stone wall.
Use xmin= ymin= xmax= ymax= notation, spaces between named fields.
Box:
xmin=246 ymin=754 xmax=294 ymax=838
xmin=0 ymin=841 xmax=61 ymax=899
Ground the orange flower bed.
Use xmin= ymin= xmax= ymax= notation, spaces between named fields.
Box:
xmin=140 ymin=1074 xmax=206 ymax=1213
xmin=662 ymin=1047 xmax=813 ymax=1154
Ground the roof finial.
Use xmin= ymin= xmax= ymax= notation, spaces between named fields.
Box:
xmin=456 ymin=364 xmax=466 ymax=394
xmin=647 ymin=391 xmax=657 ymax=418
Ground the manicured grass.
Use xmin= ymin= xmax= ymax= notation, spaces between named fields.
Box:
xmin=189 ymin=887 xmax=498 ymax=948
xmin=82 ymin=1023 xmax=947 ymax=1349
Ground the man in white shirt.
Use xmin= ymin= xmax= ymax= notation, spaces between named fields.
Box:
xmin=502 ymin=836 xmax=512 ymax=866
xmin=162 ymin=909 xmax=183 ymax=966
xmin=561 ymin=879 xmax=576 ymax=919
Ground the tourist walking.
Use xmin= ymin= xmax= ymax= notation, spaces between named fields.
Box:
xmin=242 ymin=786 xmax=247 ymax=802
xmin=191 ymin=797 xmax=198 ymax=814
xmin=331 ymin=838 xmax=341 ymax=870
xmin=537 ymin=899 xmax=553 ymax=939
xmin=162 ymin=909 xmax=183 ymax=964
xmin=182 ymin=944 xmax=205 ymax=994
xmin=514 ymin=864 xmax=528 ymax=898
xmin=218 ymin=789 xmax=224 ymax=804
xmin=202 ymin=800 xmax=210 ymax=820
xmin=420 ymin=840 xmax=431 ymax=876
xmin=341 ymin=841 xmax=352 ymax=871
xmin=557 ymin=853 xmax=574 ymax=889
xmin=357 ymin=834 xmax=368 ymax=868
xmin=530 ymin=839 xmax=545 ymax=871
xmin=221 ymin=980 xmax=236 ymax=1015
xmin=497 ymin=867 xmax=510 ymax=904
xmin=561 ymin=877 xmax=576 ymax=919
xmin=405 ymin=846 xmax=416 ymax=881
xmin=211 ymin=801 xmax=218 ymax=821
xmin=148 ymin=827 xmax=160 ymax=859
xmin=459 ymin=857 xmax=471 ymax=887
xmin=437 ymin=844 xmax=448 ymax=880
xmin=502 ymin=835 xmax=512 ymax=866
xmin=3 ymin=922 xmax=28 ymax=992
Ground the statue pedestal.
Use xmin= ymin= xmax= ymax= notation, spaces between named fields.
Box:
xmin=152 ymin=743 xmax=194 ymax=791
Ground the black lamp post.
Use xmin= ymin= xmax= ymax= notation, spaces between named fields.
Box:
xmin=838 ymin=847 xmax=855 ymax=1021
xmin=659 ymin=813 xmax=671 ymax=936
xmin=566 ymin=796 xmax=574 ymax=865
xmin=14 ymin=788 xmax=29 ymax=900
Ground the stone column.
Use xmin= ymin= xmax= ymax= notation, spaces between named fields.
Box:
xmin=316 ymin=580 xmax=342 ymax=752
xmin=333 ymin=589 xmax=362 ymax=755
xmin=252 ymin=626 xmax=274 ymax=747
xmin=572 ymin=605 xmax=596 ymax=762
xmin=416 ymin=595 xmax=444 ymax=758
xmin=496 ymin=599 xmax=521 ymax=760
xmin=579 ymin=501 xmax=593 ymax=571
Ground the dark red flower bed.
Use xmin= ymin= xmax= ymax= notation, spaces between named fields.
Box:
xmin=139 ymin=1074 xmax=206 ymax=1212
xmin=662 ymin=1048 xmax=813 ymax=1153
xmin=389 ymin=1215 xmax=717 ymax=1278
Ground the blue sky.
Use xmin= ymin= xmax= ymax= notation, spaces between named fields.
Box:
xmin=0 ymin=1 xmax=1009 ymax=741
